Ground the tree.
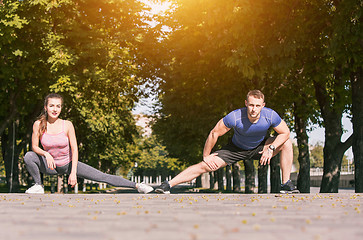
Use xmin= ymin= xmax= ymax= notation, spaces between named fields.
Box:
xmin=131 ymin=135 xmax=184 ymax=182
xmin=0 ymin=0 xmax=155 ymax=191
xmin=152 ymin=0 xmax=319 ymax=192
xmin=325 ymin=0 xmax=362 ymax=192
xmin=1 ymin=0 xmax=57 ymax=191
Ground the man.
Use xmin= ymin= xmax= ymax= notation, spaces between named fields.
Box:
xmin=155 ymin=90 xmax=299 ymax=194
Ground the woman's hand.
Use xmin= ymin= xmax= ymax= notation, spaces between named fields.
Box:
xmin=44 ymin=152 xmax=56 ymax=170
xmin=68 ymin=173 xmax=77 ymax=188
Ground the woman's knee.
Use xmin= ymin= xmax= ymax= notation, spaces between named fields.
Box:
xmin=24 ymin=151 xmax=38 ymax=164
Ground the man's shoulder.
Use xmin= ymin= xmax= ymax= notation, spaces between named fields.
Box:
xmin=260 ymin=107 xmax=281 ymax=126
xmin=261 ymin=107 xmax=275 ymax=115
xmin=262 ymin=107 xmax=274 ymax=111
xmin=228 ymin=108 xmax=246 ymax=118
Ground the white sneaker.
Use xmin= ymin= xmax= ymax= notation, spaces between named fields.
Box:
xmin=137 ymin=183 xmax=153 ymax=194
xmin=25 ymin=184 xmax=44 ymax=194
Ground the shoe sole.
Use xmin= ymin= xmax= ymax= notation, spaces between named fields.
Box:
xmin=139 ymin=188 xmax=154 ymax=194
xmin=280 ymin=190 xmax=300 ymax=194
xmin=155 ymin=189 xmax=170 ymax=194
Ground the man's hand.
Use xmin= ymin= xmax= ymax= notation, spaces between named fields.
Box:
xmin=203 ymin=153 xmax=220 ymax=170
xmin=259 ymin=147 xmax=273 ymax=165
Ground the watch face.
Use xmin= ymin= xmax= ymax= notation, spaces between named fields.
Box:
xmin=269 ymin=145 xmax=275 ymax=151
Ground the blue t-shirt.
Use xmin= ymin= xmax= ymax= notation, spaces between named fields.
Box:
xmin=223 ymin=107 xmax=282 ymax=150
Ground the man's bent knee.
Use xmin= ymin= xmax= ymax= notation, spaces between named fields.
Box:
xmin=201 ymin=156 xmax=227 ymax=172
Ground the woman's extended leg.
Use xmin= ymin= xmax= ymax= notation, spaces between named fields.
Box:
xmin=73 ymin=162 xmax=153 ymax=193
xmin=74 ymin=162 xmax=137 ymax=188
xmin=24 ymin=151 xmax=58 ymax=184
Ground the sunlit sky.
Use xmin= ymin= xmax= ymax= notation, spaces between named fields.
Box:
xmin=140 ymin=0 xmax=171 ymax=14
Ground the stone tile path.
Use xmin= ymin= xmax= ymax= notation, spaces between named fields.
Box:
xmin=0 ymin=192 xmax=362 ymax=240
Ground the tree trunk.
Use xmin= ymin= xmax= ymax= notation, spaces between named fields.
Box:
xmin=294 ymin=104 xmax=311 ymax=193
xmin=217 ymin=167 xmax=224 ymax=191
xmin=314 ymin=77 xmax=353 ymax=193
xmin=258 ymin=164 xmax=268 ymax=193
xmin=0 ymin=92 xmax=18 ymax=137
xmin=209 ymin=172 xmax=215 ymax=189
xmin=244 ymin=159 xmax=255 ymax=193
xmin=160 ymin=170 xmax=166 ymax=182
xmin=196 ymin=175 xmax=202 ymax=188
xmin=232 ymin=163 xmax=241 ymax=192
xmin=352 ymin=67 xmax=363 ymax=192
xmin=320 ymin=138 xmax=346 ymax=193
xmin=225 ymin=165 xmax=232 ymax=191
xmin=270 ymin=154 xmax=281 ymax=193
xmin=2 ymin=122 xmax=20 ymax=193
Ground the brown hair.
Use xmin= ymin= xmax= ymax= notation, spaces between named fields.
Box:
xmin=38 ymin=93 xmax=63 ymax=136
xmin=246 ymin=90 xmax=265 ymax=102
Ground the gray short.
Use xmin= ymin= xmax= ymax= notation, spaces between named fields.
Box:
xmin=214 ymin=140 xmax=266 ymax=165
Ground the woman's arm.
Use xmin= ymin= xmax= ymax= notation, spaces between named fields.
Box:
xmin=31 ymin=121 xmax=56 ymax=170
xmin=66 ymin=120 xmax=78 ymax=187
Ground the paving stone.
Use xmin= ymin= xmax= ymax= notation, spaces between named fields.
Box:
xmin=0 ymin=193 xmax=362 ymax=240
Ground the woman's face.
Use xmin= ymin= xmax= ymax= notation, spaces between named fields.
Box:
xmin=45 ymin=98 xmax=62 ymax=120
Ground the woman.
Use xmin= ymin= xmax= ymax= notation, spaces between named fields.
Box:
xmin=24 ymin=93 xmax=153 ymax=194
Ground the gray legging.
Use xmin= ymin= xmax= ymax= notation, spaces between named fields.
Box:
xmin=24 ymin=151 xmax=136 ymax=188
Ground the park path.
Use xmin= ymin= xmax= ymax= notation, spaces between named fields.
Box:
xmin=0 ymin=192 xmax=362 ymax=240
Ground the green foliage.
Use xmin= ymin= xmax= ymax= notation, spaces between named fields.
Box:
xmin=0 ymin=0 xmax=157 ymax=184
xmin=129 ymin=135 xmax=184 ymax=177
xmin=152 ymin=0 xmax=315 ymax=164
xmin=41 ymin=0 xmax=152 ymax=172
xmin=310 ymin=143 xmax=324 ymax=168
xmin=310 ymin=142 xmax=351 ymax=169
xmin=151 ymin=0 xmax=357 ymax=183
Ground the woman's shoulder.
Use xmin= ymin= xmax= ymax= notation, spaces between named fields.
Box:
xmin=63 ymin=119 xmax=74 ymax=129
xmin=33 ymin=120 xmax=41 ymax=127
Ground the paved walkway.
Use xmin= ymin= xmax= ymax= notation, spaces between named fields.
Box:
xmin=0 ymin=192 xmax=362 ymax=240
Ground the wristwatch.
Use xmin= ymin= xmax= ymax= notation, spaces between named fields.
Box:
xmin=268 ymin=145 xmax=276 ymax=152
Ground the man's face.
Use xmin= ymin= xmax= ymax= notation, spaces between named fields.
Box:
xmin=245 ymin=96 xmax=265 ymax=119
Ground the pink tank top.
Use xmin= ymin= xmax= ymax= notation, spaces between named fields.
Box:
xmin=40 ymin=120 xmax=71 ymax=167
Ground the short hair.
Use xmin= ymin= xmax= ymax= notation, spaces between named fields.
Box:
xmin=246 ymin=90 xmax=264 ymax=102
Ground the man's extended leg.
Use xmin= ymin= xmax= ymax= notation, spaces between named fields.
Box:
xmin=155 ymin=156 xmax=227 ymax=193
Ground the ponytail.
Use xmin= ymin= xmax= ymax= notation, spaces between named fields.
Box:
xmin=38 ymin=110 xmax=48 ymax=137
